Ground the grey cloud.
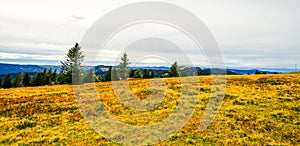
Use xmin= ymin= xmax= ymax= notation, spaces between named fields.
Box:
xmin=0 ymin=0 xmax=299 ymax=68
xmin=70 ymin=15 xmax=85 ymax=21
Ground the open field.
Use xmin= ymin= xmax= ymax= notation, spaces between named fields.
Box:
xmin=0 ymin=74 xmax=299 ymax=145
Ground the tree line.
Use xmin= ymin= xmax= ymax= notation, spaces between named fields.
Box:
xmin=0 ymin=67 xmax=99 ymax=88
xmin=0 ymin=43 xmax=182 ymax=88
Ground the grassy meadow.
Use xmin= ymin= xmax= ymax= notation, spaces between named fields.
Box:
xmin=0 ymin=74 xmax=299 ymax=145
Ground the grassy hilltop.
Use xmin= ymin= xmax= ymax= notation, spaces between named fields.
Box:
xmin=0 ymin=74 xmax=299 ymax=145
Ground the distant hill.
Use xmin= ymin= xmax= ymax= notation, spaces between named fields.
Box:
xmin=1 ymin=63 xmax=294 ymax=76
xmin=225 ymin=68 xmax=279 ymax=75
xmin=0 ymin=63 xmax=99 ymax=75
xmin=0 ymin=63 xmax=169 ymax=75
xmin=130 ymin=66 xmax=170 ymax=71
xmin=0 ymin=63 xmax=47 ymax=75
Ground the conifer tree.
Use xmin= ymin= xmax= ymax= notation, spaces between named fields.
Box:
xmin=149 ymin=71 xmax=154 ymax=78
xmin=112 ymin=68 xmax=119 ymax=81
xmin=143 ymin=69 xmax=149 ymax=79
xmin=118 ymin=52 xmax=130 ymax=80
xmin=23 ymin=72 xmax=31 ymax=87
xmin=61 ymin=43 xmax=84 ymax=84
xmin=47 ymin=68 xmax=52 ymax=84
xmin=34 ymin=73 xmax=43 ymax=86
xmin=134 ymin=69 xmax=142 ymax=78
xmin=14 ymin=73 xmax=23 ymax=87
xmin=52 ymin=69 xmax=58 ymax=84
xmin=168 ymin=61 xmax=180 ymax=77
xmin=129 ymin=70 xmax=134 ymax=78
xmin=97 ymin=75 xmax=103 ymax=82
xmin=255 ymin=70 xmax=261 ymax=74
xmin=105 ymin=66 xmax=112 ymax=81
xmin=41 ymin=68 xmax=50 ymax=85
xmin=85 ymin=69 xmax=96 ymax=83
xmin=3 ymin=74 xmax=13 ymax=88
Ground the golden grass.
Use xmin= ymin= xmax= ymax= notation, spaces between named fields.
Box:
xmin=0 ymin=74 xmax=299 ymax=145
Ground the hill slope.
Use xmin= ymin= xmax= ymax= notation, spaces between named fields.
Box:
xmin=0 ymin=74 xmax=299 ymax=145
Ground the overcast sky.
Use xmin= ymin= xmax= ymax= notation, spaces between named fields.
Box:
xmin=0 ymin=0 xmax=299 ymax=68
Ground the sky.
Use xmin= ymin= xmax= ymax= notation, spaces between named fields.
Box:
xmin=0 ymin=0 xmax=299 ymax=69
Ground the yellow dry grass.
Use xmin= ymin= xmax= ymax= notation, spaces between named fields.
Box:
xmin=0 ymin=74 xmax=299 ymax=145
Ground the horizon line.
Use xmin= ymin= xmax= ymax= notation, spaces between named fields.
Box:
xmin=0 ymin=62 xmax=299 ymax=70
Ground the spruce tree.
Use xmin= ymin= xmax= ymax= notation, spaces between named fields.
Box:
xmin=3 ymin=74 xmax=13 ymax=88
xmin=97 ymin=75 xmax=102 ymax=82
xmin=41 ymin=68 xmax=50 ymax=85
xmin=134 ymin=69 xmax=142 ymax=78
xmin=118 ymin=52 xmax=130 ymax=80
xmin=14 ymin=73 xmax=23 ymax=87
xmin=48 ymin=68 xmax=52 ymax=76
xmin=255 ymin=70 xmax=261 ymax=75
xmin=34 ymin=73 xmax=43 ymax=86
xmin=58 ymin=70 xmax=67 ymax=84
xmin=23 ymin=72 xmax=31 ymax=87
xmin=61 ymin=43 xmax=84 ymax=84
xmin=143 ymin=69 xmax=149 ymax=79
xmin=52 ymin=69 xmax=58 ymax=84
xmin=112 ymin=68 xmax=119 ymax=81
xmin=47 ymin=68 xmax=52 ymax=84
xmin=105 ymin=66 xmax=112 ymax=81
xmin=149 ymin=71 xmax=154 ymax=78
xmin=85 ymin=69 xmax=96 ymax=83
xmin=168 ymin=61 xmax=180 ymax=77
xmin=129 ymin=70 xmax=134 ymax=78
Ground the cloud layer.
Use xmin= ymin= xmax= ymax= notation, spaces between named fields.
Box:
xmin=0 ymin=0 xmax=299 ymax=68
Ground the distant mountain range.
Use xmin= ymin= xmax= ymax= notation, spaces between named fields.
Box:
xmin=0 ymin=63 xmax=170 ymax=75
xmin=0 ymin=63 xmax=45 ymax=75
xmin=0 ymin=63 xmax=296 ymax=75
